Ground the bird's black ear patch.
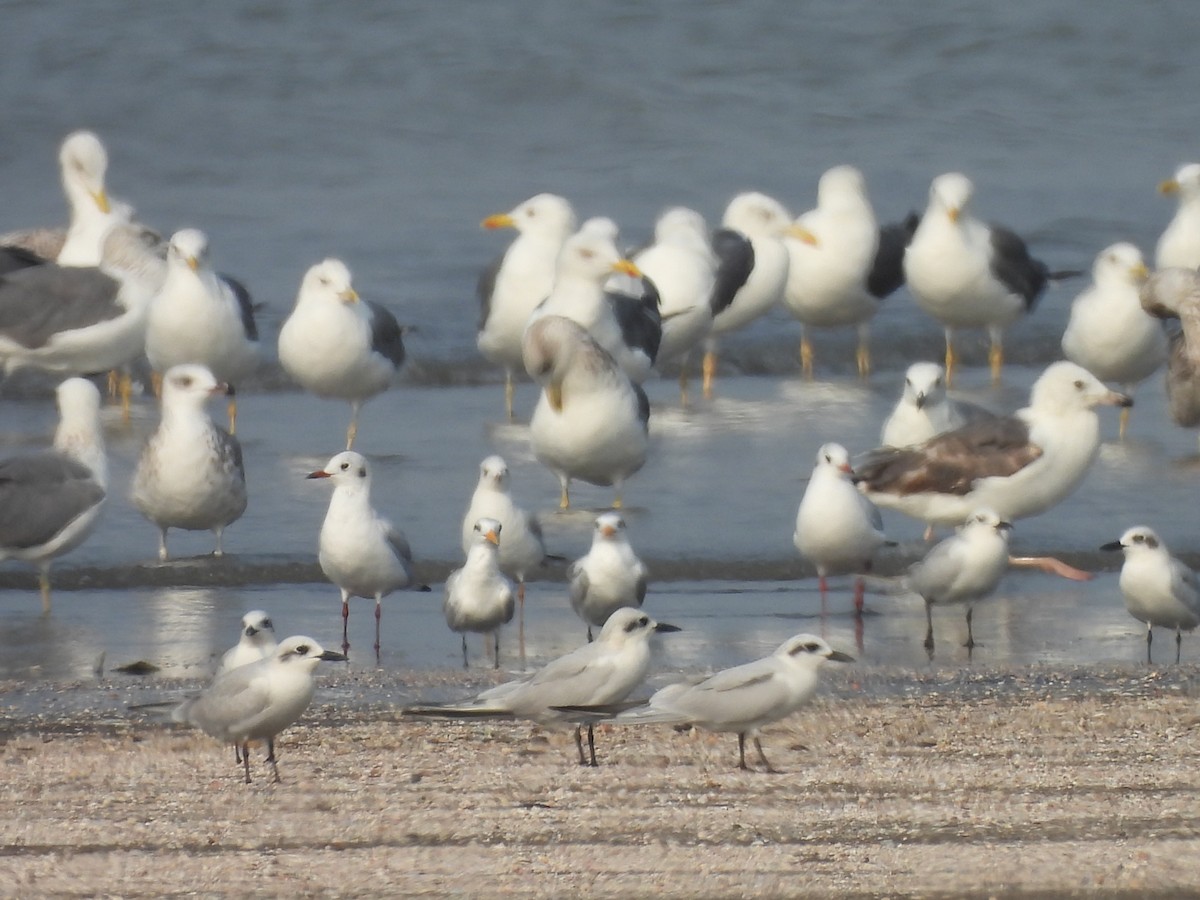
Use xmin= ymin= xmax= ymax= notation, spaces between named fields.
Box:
xmin=1145 ymin=535 xmax=1159 ymax=549
xmin=357 ymin=467 xmax=366 ymax=478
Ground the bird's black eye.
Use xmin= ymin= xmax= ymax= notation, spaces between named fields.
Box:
xmin=579 ymin=248 xmax=595 ymax=261
xmin=295 ymin=644 xmax=310 ymax=655
xmin=804 ymin=642 xmax=820 ymax=653
xmin=824 ymin=454 xmax=832 ymax=463
xmin=1074 ymin=380 xmax=1084 ymax=390
xmin=1132 ymin=534 xmax=1144 ymax=543
xmin=340 ymin=462 xmax=350 ymax=470
xmin=178 ymin=376 xmax=193 ymax=388
xmin=262 ymin=619 xmax=272 ymax=629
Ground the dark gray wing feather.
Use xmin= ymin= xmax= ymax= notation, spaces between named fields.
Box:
xmin=0 ymin=245 xmax=48 ymax=276
xmin=633 ymin=383 xmax=651 ymax=431
xmin=987 ymin=226 xmax=1050 ymax=310
xmin=0 ymin=265 xmax=122 ymax=349
xmin=365 ymin=300 xmax=407 ymax=369
xmin=607 ymin=276 xmax=662 ymax=364
xmin=0 ymin=453 xmax=105 ymax=549
xmin=219 ymin=273 xmax=259 ymax=341
xmin=867 ymin=212 xmax=919 ymax=299
xmin=709 ymin=228 xmax=754 ymax=317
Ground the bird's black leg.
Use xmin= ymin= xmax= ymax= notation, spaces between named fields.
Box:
xmin=266 ymin=737 xmax=281 ymax=784
xmin=737 ymin=732 xmax=749 ymax=770
xmin=242 ymin=744 xmax=251 ymax=784
xmin=924 ymin=601 xmax=935 ymax=660
xmin=753 ymin=736 xmax=779 ymax=773
xmin=586 ymin=723 xmax=598 ymax=767
xmin=574 ymin=726 xmax=586 ymax=765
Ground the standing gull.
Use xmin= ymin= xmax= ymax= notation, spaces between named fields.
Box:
xmin=1102 ymin=526 xmax=1200 ymax=664
xmin=1061 ymin=243 xmax=1164 ymax=438
xmin=445 ymin=517 xmax=516 ymax=669
xmin=307 ymin=450 xmax=426 ymax=657
xmin=217 ymin=610 xmax=277 ymax=675
xmin=170 ymin=635 xmax=347 ymax=784
xmin=703 ymin=192 xmax=792 ymax=398
xmin=0 ymin=378 xmax=106 ymax=613
xmin=477 ymin=193 xmax=577 ymax=419
xmin=145 ymin=229 xmax=259 ymax=433
xmin=132 ymin=364 xmax=247 ymax=562
xmin=782 ymin=165 xmax=918 ymax=378
xmin=880 ymin=361 xmax=995 ymax=449
xmin=568 ymin=512 xmax=648 ymax=640
xmin=461 ymin=455 xmax=547 ymax=659
xmin=278 ymin=259 xmax=407 ymax=450
xmin=404 ymin=608 xmax=679 ymax=767
xmin=793 ymin=443 xmax=888 ymax=615
xmin=904 ymin=172 xmax=1078 ymax=385
xmin=596 ymin=634 xmax=852 ymax=773
xmin=1140 ymin=267 xmax=1200 ymax=434
xmin=857 ymin=361 xmax=1131 ymax=528
xmin=904 ymin=508 xmax=1012 ymax=659
xmin=523 ymin=315 xmax=650 ymax=510
xmin=1155 ymin=164 xmax=1200 ymax=270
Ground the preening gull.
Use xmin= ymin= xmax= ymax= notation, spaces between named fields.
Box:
xmin=277 ymin=259 xmax=407 ymax=450
xmin=523 ymin=315 xmax=650 ymax=510
xmin=477 ymin=193 xmax=577 ymax=419
xmin=461 ymin=455 xmax=546 ymax=659
xmin=1061 ymin=243 xmax=1165 ymax=438
xmin=1101 ymin=526 xmax=1200 ymax=664
xmin=793 ymin=443 xmax=889 ymax=615
xmin=856 ymin=361 xmax=1131 ymax=527
xmin=904 ymin=508 xmax=1011 ymax=659
xmin=531 ymin=217 xmax=660 ymax=384
xmin=904 ymin=172 xmax=1078 ymax=384
xmin=0 ymin=378 xmax=106 ymax=612
xmin=568 ymin=512 xmax=648 ymax=641
xmin=170 ymin=635 xmax=347 ymax=784
xmin=880 ymin=361 xmax=995 ymax=449
xmin=404 ymin=608 xmax=679 ymax=767
xmin=592 ymin=634 xmax=852 ymax=773
xmin=1140 ymin=267 xmax=1200 ymax=432
xmin=703 ymin=192 xmax=791 ymax=398
xmin=217 ymin=610 xmax=277 ymax=675
xmin=307 ymin=450 xmax=426 ymax=657
xmin=132 ymin=364 xmax=247 ymax=561
xmin=145 ymin=229 xmax=259 ymax=433
xmin=782 ymin=165 xmax=918 ymax=378
xmin=445 ymin=517 xmax=516 ymax=668
xmin=1155 ymin=164 xmax=1200 ymax=270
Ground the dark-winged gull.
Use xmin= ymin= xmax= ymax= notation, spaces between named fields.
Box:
xmin=793 ymin=443 xmax=889 ymax=615
xmin=277 ymin=259 xmax=407 ymax=450
xmin=170 ymin=635 xmax=347 ymax=784
xmin=904 ymin=172 xmax=1079 ymax=385
xmin=404 ymin=608 xmax=679 ymax=767
xmin=461 ymin=455 xmax=546 ymax=661
xmin=1101 ymin=526 xmax=1200 ymax=664
xmin=0 ymin=378 xmax=106 ymax=613
xmin=145 ymin=229 xmax=259 ymax=433
xmin=1140 ymin=267 xmax=1200 ymax=434
xmin=904 ymin=508 xmax=1012 ymax=659
xmin=477 ymin=193 xmax=577 ymax=419
xmin=568 ymin=512 xmax=648 ymax=641
xmin=880 ymin=361 xmax=996 ymax=449
xmin=522 ymin=315 xmax=650 ymax=510
xmin=132 ymin=364 xmax=246 ymax=561
xmin=783 ymin=165 xmax=919 ymax=378
xmin=1156 ymin=164 xmax=1200 ymax=270
xmin=703 ymin=192 xmax=791 ymax=398
xmin=856 ymin=361 xmax=1131 ymax=527
xmin=307 ymin=450 xmax=427 ymax=658
xmin=1061 ymin=243 xmax=1164 ymax=438
xmin=445 ymin=517 xmax=516 ymax=669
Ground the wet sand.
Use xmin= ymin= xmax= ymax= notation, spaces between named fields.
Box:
xmin=4 ymin=666 xmax=1200 ymax=898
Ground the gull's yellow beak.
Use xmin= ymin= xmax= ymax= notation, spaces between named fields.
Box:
xmin=485 ymin=529 xmax=500 ymax=546
xmin=547 ymin=382 xmax=564 ymax=412
xmin=339 ymin=287 xmax=360 ymax=305
xmin=788 ymin=224 xmax=819 ymax=246
xmin=482 ymin=213 xmax=516 ymax=230
xmin=186 ymin=255 xmax=199 ymax=272
xmin=947 ymin=207 xmax=960 ymax=224
xmin=612 ymin=259 xmax=642 ymax=278
xmin=1131 ymin=261 xmax=1150 ymax=281
xmin=1159 ymin=179 xmax=1180 ymax=196
xmin=93 ymin=189 xmax=110 ymax=214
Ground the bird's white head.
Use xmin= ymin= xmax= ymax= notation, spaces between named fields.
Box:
xmin=960 ymin=508 xmax=1013 ymax=540
xmin=817 ymin=164 xmax=869 ymax=209
xmin=273 ymin=635 xmax=348 ymax=668
xmin=1102 ymin=525 xmax=1165 ymax=558
xmin=652 ymin=206 xmax=709 ymax=252
xmin=59 ymin=130 xmax=109 ymax=213
xmin=594 ymin=511 xmax=627 ymax=542
xmin=241 ymin=610 xmax=275 ymax=640
xmin=815 ymin=442 xmax=854 ymax=477
xmin=308 ymin=450 xmax=371 ymax=489
xmin=775 ymin=633 xmax=855 ymax=665
xmin=161 ymin=364 xmax=227 ymax=409
xmin=167 ymin=228 xmax=210 ymax=274
xmin=557 ymin=223 xmax=640 ymax=285
xmin=478 ymin=455 xmax=509 ymax=491
xmin=471 ymin=516 xmax=503 ymax=548
xmin=1092 ymin=242 xmax=1148 ymax=288
xmin=903 ymin=362 xmax=946 ymax=411
xmin=930 ymin=172 xmax=973 ymax=223
xmin=299 ymin=259 xmax=358 ymax=308
xmin=723 ymin=191 xmax=792 ymax=238
xmin=596 ymin=607 xmax=680 ymax=646
xmin=1160 ymin=163 xmax=1200 ymax=199
xmin=482 ymin=193 xmax=576 ymax=239
xmin=1029 ymin=361 xmax=1132 ymax=414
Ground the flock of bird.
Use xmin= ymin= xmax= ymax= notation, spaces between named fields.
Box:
xmin=3 ymin=130 xmax=1200 ymax=780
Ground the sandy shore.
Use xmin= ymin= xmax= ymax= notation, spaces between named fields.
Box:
xmin=4 ymin=666 xmax=1200 ymax=898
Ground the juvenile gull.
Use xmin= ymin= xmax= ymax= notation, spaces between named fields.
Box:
xmin=904 ymin=508 xmax=1012 ymax=659
xmin=904 ymin=172 xmax=1078 ymax=385
xmin=132 ymin=364 xmax=246 ymax=562
xmin=403 ymin=607 xmax=679 ymax=767
xmin=523 ymin=315 xmax=650 ymax=510
xmin=0 ymin=378 xmax=106 ymax=613
xmin=145 ymin=229 xmax=259 ymax=433
xmin=793 ymin=443 xmax=888 ymax=614
xmin=1101 ymin=526 xmax=1200 ymax=664
xmin=307 ymin=450 xmax=426 ymax=657
xmin=217 ymin=610 xmax=277 ymax=675
xmin=703 ymin=192 xmax=791 ymax=398
xmin=445 ymin=517 xmax=516 ymax=669
xmin=1140 ymin=267 xmax=1200 ymax=432
xmin=278 ymin=259 xmax=407 ymax=450
xmin=477 ymin=193 xmax=577 ymax=419
xmin=782 ymin=165 xmax=918 ymax=378
xmin=1155 ymin=164 xmax=1200 ymax=270
xmin=461 ymin=455 xmax=547 ymax=658
xmin=857 ymin=361 xmax=1131 ymax=528
xmin=568 ymin=512 xmax=648 ymax=640
xmin=171 ymin=635 xmax=347 ymax=784
xmin=880 ymin=362 xmax=995 ymax=449
xmin=589 ymin=634 xmax=852 ymax=773
xmin=1061 ymin=243 xmax=1164 ymax=438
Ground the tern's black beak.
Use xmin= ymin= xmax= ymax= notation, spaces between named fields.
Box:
xmin=828 ymin=650 xmax=855 ymax=663
xmin=1099 ymin=540 xmax=1124 ymax=552
xmin=914 ymin=393 xmax=926 ymax=410
xmin=654 ymin=623 xmax=682 ymax=634
xmin=319 ymin=650 xmax=349 ymax=662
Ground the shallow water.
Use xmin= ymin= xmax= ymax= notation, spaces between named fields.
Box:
xmin=3 ymin=4 xmax=1199 ymax=694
